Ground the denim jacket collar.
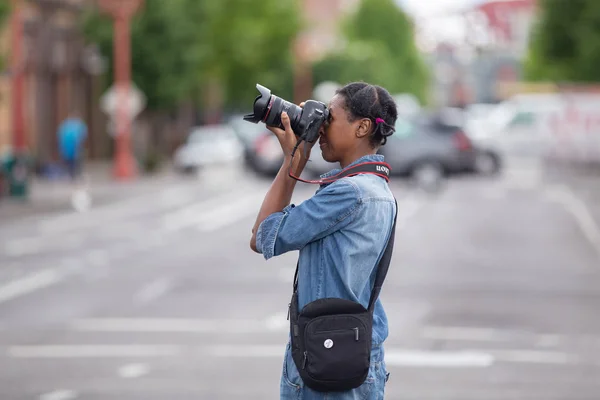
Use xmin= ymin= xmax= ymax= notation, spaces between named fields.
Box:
xmin=319 ymin=154 xmax=385 ymax=181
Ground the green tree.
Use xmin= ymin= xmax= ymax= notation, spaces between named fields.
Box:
xmin=525 ymin=0 xmax=600 ymax=82
xmin=83 ymin=0 xmax=300 ymax=116
xmin=191 ymin=0 xmax=300 ymax=116
xmin=83 ymin=0 xmax=200 ymax=111
xmin=0 ymin=0 xmax=11 ymax=70
xmin=313 ymin=0 xmax=428 ymax=102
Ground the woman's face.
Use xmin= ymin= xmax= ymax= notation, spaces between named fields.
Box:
xmin=318 ymin=95 xmax=358 ymax=163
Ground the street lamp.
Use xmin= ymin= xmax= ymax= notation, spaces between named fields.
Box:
xmin=98 ymin=0 xmax=144 ymax=180
xmin=10 ymin=0 xmax=26 ymax=153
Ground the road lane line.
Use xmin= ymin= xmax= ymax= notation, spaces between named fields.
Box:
xmin=162 ymin=191 xmax=259 ymax=232
xmin=544 ymin=184 xmax=600 ymax=257
xmin=264 ymin=311 xmax=289 ymax=331
xmin=0 ymin=269 xmax=64 ymax=305
xmin=134 ymin=278 xmax=172 ymax=305
xmin=423 ymin=326 xmax=515 ymax=342
xmin=209 ymin=345 xmax=285 ymax=358
xmin=491 ymin=350 xmax=575 ymax=364
xmin=39 ymin=390 xmax=78 ymax=400
xmin=9 ymin=345 xmax=181 ymax=358
xmin=71 ymin=318 xmax=269 ymax=333
xmin=197 ymin=196 xmax=264 ymax=232
xmin=118 ymin=363 xmax=150 ymax=379
xmin=385 ymin=350 xmax=495 ymax=367
xmin=3 ymin=236 xmax=44 ymax=257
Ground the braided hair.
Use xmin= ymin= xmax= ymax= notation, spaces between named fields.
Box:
xmin=335 ymin=82 xmax=398 ymax=147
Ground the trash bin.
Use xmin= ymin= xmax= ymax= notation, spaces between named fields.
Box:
xmin=2 ymin=152 xmax=31 ymax=199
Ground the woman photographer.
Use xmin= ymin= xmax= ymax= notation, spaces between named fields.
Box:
xmin=250 ymin=82 xmax=398 ymax=399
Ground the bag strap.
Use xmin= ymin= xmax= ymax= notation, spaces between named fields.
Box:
xmin=367 ymin=199 xmax=397 ymax=312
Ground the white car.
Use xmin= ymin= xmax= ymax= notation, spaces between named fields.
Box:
xmin=465 ymin=94 xmax=563 ymax=161
xmin=173 ymin=125 xmax=243 ymax=173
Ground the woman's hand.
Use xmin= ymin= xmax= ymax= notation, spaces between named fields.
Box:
xmin=267 ymin=103 xmax=314 ymax=166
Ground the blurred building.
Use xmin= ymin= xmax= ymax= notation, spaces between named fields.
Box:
xmin=426 ymin=0 xmax=538 ymax=106
xmin=293 ymin=0 xmax=359 ymax=103
xmin=464 ymin=0 xmax=537 ymax=58
xmin=299 ymin=0 xmax=360 ymax=62
xmin=0 ymin=0 xmax=107 ymax=169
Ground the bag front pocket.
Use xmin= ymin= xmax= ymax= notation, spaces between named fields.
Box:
xmin=304 ymin=319 xmax=369 ymax=381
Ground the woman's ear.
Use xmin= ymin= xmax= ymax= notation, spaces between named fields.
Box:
xmin=355 ymin=118 xmax=373 ymax=139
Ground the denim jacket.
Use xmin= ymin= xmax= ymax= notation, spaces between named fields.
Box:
xmin=256 ymin=154 xmax=396 ymax=345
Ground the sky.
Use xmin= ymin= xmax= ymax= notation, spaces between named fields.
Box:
xmin=396 ymin=0 xmax=486 ymax=50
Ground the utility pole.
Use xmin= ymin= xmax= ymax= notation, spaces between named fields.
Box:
xmin=293 ymin=0 xmax=313 ymax=105
xmin=5 ymin=0 xmax=30 ymax=199
xmin=10 ymin=0 xmax=26 ymax=153
xmin=98 ymin=0 xmax=144 ymax=180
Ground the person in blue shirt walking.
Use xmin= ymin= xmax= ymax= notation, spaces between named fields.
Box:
xmin=58 ymin=111 xmax=88 ymax=182
xmin=250 ymin=82 xmax=398 ymax=399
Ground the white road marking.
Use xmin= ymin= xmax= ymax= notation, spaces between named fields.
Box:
xmin=385 ymin=350 xmax=495 ymax=367
xmin=134 ymin=278 xmax=172 ymax=305
xmin=197 ymin=195 xmax=264 ymax=232
xmin=0 ymin=269 xmax=64 ymax=305
xmin=492 ymin=350 xmax=575 ymax=364
xmin=209 ymin=345 xmax=285 ymax=358
xmin=71 ymin=318 xmax=270 ymax=333
xmin=535 ymin=334 xmax=561 ymax=348
xmin=423 ymin=326 xmax=515 ymax=342
xmin=423 ymin=326 xmax=573 ymax=349
xmin=544 ymin=184 xmax=600 ymax=257
xmin=163 ymin=191 xmax=258 ymax=232
xmin=39 ymin=390 xmax=78 ymax=400
xmin=9 ymin=345 xmax=181 ymax=358
xmin=3 ymin=236 xmax=44 ymax=257
xmin=37 ymin=185 xmax=197 ymax=235
xmin=264 ymin=311 xmax=289 ymax=331
xmin=8 ymin=343 xmax=588 ymax=367
xmin=117 ymin=363 xmax=150 ymax=379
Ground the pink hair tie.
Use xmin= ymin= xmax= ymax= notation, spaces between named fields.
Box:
xmin=375 ymin=118 xmax=385 ymax=124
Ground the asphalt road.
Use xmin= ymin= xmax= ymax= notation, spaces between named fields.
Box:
xmin=1 ymin=164 xmax=600 ymax=400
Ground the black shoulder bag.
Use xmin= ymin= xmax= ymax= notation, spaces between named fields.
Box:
xmin=287 ymin=162 xmax=397 ymax=392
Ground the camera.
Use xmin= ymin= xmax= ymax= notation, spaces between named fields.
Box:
xmin=243 ymin=84 xmax=329 ymax=144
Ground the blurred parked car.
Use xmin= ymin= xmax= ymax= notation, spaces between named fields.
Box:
xmin=229 ymin=115 xmax=335 ymax=178
xmin=435 ymin=107 xmax=503 ymax=176
xmin=464 ymin=94 xmax=563 ymax=161
xmin=229 ymin=115 xmax=282 ymax=176
xmin=379 ymin=114 xmax=483 ymax=190
xmin=173 ymin=125 xmax=243 ymax=174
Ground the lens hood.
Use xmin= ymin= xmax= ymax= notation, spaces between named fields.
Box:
xmin=243 ymin=84 xmax=272 ymax=123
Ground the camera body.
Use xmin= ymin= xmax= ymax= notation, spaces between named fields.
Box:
xmin=244 ymin=84 xmax=329 ymax=144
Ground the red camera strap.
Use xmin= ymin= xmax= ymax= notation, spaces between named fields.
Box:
xmin=288 ymin=160 xmax=391 ymax=185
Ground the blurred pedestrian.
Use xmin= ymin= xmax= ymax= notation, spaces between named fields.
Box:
xmin=57 ymin=111 xmax=91 ymax=211
xmin=250 ymin=82 xmax=398 ymax=399
xmin=58 ymin=111 xmax=88 ymax=183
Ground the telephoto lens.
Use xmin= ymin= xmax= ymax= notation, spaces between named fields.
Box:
xmin=243 ymin=84 xmax=304 ymax=135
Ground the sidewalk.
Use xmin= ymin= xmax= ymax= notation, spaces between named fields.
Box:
xmin=0 ymin=161 xmax=184 ymax=225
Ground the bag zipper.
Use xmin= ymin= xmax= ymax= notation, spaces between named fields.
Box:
xmin=302 ymin=351 xmax=308 ymax=369
xmin=313 ymin=327 xmax=360 ymax=341
xmin=287 ymin=303 xmax=290 ymax=321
